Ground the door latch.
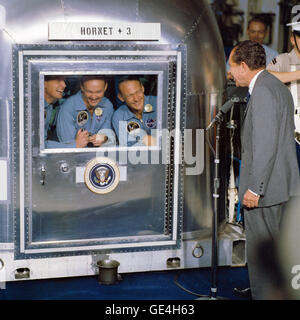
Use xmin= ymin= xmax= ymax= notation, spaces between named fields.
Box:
xmin=40 ymin=165 xmax=46 ymax=185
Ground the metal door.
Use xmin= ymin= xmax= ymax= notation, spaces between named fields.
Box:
xmin=12 ymin=44 xmax=186 ymax=258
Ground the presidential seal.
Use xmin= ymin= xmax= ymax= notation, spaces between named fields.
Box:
xmin=84 ymin=158 xmax=120 ymax=194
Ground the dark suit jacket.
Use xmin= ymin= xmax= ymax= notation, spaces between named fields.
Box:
xmin=239 ymin=70 xmax=300 ymax=207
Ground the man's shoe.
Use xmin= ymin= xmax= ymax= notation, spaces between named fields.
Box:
xmin=233 ymin=287 xmax=252 ymax=298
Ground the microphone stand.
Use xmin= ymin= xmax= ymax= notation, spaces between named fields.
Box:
xmin=204 ymin=112 xmax=224 ymax=299
xmin=193 ymin=101 xmax=233 ymax=300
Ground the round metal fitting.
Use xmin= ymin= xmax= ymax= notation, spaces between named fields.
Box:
xmin=192 ymin=243 xmax=204 ymax=258
xmin=60 ymin=162 xmax=69 ymax=173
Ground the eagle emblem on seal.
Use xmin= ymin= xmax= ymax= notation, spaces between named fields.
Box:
xmin=95 ymin=166 xmax=111 ymax=185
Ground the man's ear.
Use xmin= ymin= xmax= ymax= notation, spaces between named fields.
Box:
xmin=118 ymin=92 xmax=125 ymax=102
xmin=241 ymin=61 xmax=250 ymax=73
xmin=291 ymin=35 xmax=296 ymax=47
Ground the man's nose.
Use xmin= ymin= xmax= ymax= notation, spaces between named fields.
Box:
xmin=132 ymin=92 xmax=140 ymax=100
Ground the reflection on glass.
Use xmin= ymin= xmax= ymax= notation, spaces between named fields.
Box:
xmin=43 ymin=74 xmax=158 ymax=150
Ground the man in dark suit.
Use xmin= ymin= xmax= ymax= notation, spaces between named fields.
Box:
xmin=228 ymin=40 xmax=300 ymax=299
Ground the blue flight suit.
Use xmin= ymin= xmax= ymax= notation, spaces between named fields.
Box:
xmin=44 ymin=101 xmax=69 ymax=148
xmin=56 ymin=91 xmax=115 ymax=147
xmin=112 ymin=95 xmax=157 ymax=146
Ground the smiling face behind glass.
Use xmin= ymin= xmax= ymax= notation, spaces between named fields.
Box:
xmin=44 ymin=76 xmax=66 ymax=104
xmin=81 ymin=79 xmax=108 ymax=111
xmin=118 ymin=80 xmax=145 ymax=116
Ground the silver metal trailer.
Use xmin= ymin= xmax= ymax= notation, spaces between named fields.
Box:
xmin=0 ymin=0 xmax=245 ymax=282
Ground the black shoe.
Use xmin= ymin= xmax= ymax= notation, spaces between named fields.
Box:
xmin=233 ymin=287 xmax=252 ymax=298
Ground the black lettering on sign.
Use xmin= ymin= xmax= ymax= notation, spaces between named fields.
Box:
xmin=292 ymin=5 xmax=300 ymax=24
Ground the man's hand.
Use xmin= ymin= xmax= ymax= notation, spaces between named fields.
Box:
xmin=142 ymin=135 xmax=156 ymax=146
xmin=75 ymin=129 xmax=89 ymax=148
xmin=88 ymin=134 xmax=108 ymax=147
xmin=243 ymin=190 xmax=260 ymax=208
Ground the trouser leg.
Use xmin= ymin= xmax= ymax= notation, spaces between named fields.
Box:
xmin=244 ymin=204 xmax=283 ymax=300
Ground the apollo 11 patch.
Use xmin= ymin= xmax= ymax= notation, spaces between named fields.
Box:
xmin=127 ymin=121 xmax=140 ymax=133
xmin=77 ymin=110 xmax=89 ymax=126
xmin=84 ymin=157 xmax=120 ymax=194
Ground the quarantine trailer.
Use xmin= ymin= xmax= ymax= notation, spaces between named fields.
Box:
xmin=0 ymin=0 xmax=245 ymax=282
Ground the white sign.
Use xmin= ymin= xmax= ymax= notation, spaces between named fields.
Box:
xmin=48 ymin=22 xmax=161 ymax=41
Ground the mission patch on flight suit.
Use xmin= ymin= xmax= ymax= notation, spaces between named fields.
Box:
xmin=94 ymin=107 xmax=103 ymax=118
xmin=127 ymin=121 xmax=141 ymax=134
xmin=77 ymin=110 xmax=89 ymax=126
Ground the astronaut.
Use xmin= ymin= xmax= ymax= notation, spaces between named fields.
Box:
xmin=56 ymin=75 xmax=115 ymax=148
xmin=44 ymin=75 xmax=70 ymax=148
xmin=112 ymin=76 xmax=157 ymax=146
xmin=267 ymin=21 xmax=300 ymax=169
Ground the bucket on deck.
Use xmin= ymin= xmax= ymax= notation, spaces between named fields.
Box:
xmin=97 ymin=259 xmax=120 ymax=285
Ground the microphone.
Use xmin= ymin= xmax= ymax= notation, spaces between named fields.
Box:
xmin=206 ymin=99 xmax=234 ymax=131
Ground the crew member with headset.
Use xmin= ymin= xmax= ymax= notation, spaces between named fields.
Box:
xmin=56 ymin=75 xmax=115 ymax=148
xmin=112 ymin=75 xmax=157 ymax=146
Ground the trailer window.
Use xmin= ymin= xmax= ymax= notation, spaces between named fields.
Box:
xmin=42 ymin=73 xmax=159 ymax=151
